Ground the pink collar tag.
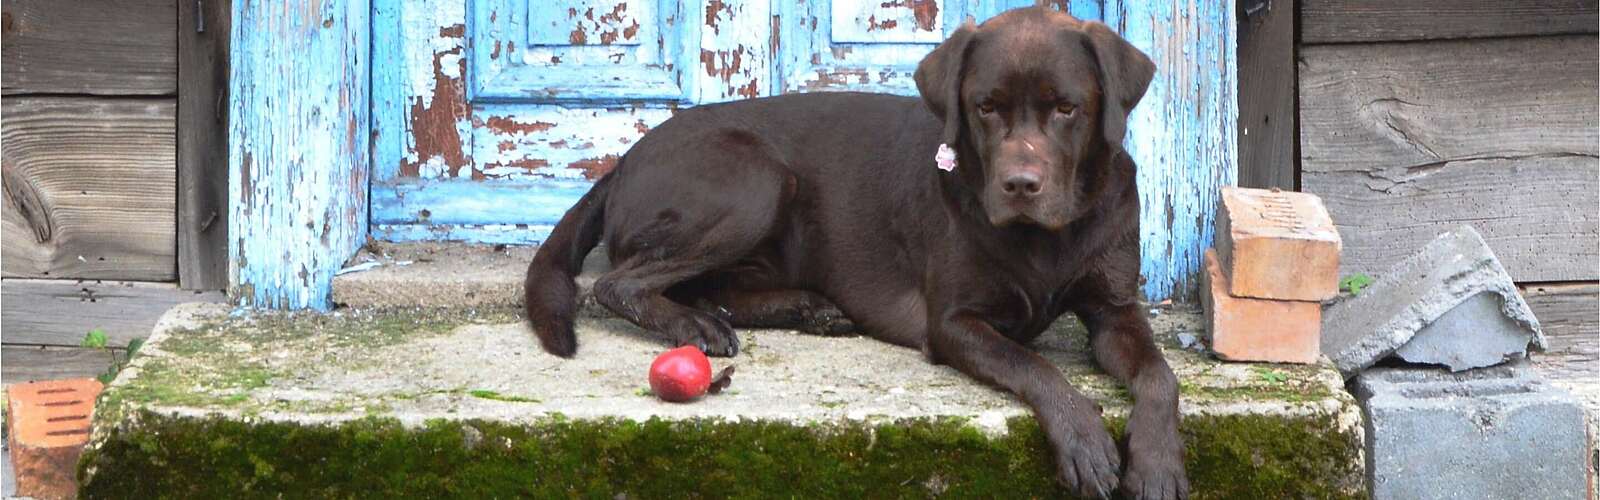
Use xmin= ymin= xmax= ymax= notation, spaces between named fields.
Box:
xmin=935 ymin=143 xmax=958 ymax=171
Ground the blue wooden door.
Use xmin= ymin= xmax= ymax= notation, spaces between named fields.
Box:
xmin=369 ymin=0 xmax=1235 ymax=300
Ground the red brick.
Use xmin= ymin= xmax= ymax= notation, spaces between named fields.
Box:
xmin=7 ymin=378 xmax=103 ymax=500
xmin=1215 ymin=187 xmax=1341 ymax=301
xmin=1201 ymin=249 xmax=1322 ymax=364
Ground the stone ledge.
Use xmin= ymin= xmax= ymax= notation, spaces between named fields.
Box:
xmin=332 ymin=242 xmax=555 ymax=310
xmin=80 ymin=302 xmax=1363 ymax=497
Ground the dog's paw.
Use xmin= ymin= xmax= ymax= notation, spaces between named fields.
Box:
xmin=1120 ymin=450 xmax=1189 ymax=500
xmin=668 ymin=311 xmax=740 ymax=357
xmin=1051 ymin=416 xmax=1121 ymax=499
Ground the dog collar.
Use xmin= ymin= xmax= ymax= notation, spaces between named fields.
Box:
xmin=935 ymin=143 xmax=957 ymax=171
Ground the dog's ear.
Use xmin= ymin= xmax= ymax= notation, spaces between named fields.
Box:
xmin=915 ymin=22 xmax=978 ymax=149
xmin=1082 ymin=22 xmax=1154 ymax=148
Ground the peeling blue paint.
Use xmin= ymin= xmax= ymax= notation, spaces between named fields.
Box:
xmin=229 ymin=0 xmax=371 ymax=310
xmin=471 ymin=0 xmax=699 ymax=103
xmin=1106 ymin=0 xmax=1238 ymax=300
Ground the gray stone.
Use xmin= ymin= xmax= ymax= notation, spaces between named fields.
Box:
xmin=1395 ymin=292 xmax=1541 ymax=371
xmin=1321 ymin=225 xmax=1545 ymax=378
xmin=1354 ymin=365 xmax=1588 ymax=500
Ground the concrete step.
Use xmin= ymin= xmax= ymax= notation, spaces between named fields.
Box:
xmin=79 ymin=299 xmax=1364 ymax=497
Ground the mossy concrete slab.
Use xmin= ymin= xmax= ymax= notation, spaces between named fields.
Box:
xmin=81 ymin=303 xmax=1364 ymax=498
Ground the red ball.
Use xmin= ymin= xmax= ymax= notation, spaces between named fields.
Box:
xmin=649 ymin=346 xmax=712 ymax=402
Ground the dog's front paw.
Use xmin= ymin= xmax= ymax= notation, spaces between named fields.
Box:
xmin=1049 ymin=410 xmax=1121 ymax=499
xmin=667 ymin=311 xmax=740 ymax=357
xmin=1120 ymin=443 xmax=1189 ymax=500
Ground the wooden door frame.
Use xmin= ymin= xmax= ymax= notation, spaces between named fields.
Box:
xmin=1235 ymin=0 xmax=1297 ymax=191
xmin=177 ymin=0 xmax=232 ymax=291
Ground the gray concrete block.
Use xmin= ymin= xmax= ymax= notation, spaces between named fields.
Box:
xmin=1321 ymin=225 xmax=1545 ymax=378
xmin=1354 ymin=365 xmax=1588 ymax=500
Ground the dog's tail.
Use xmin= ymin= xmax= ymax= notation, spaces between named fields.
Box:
xmin=525 ymin=171 xmax=613 ymax=357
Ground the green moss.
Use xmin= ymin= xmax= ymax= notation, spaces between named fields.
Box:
xmin=81 ymin=410 xmax=1362 ymax=499
xmin=96 ymin=307 xmax=523 ymax=421
xmin=467 ymin=390 xmax=540 ymax=403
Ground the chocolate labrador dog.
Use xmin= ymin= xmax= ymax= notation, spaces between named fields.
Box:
xmin=524 ymin=7 xmax=1186 ymax=499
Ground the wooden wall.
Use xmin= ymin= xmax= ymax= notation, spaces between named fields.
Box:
xmin=0 ymin=0 xmax=234 ymax=383
xmin=3 ymin=0 xmax=179 ymax=281
xmin=1298 ymin=0 xmax=1599 ymax=379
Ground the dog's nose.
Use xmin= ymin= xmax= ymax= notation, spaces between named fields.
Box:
xmin=1001 ymin=172 xmax=1043 ymax=197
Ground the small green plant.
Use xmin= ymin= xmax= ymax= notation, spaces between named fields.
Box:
xmin=94 ymin=337 xmax=146 ymax=384
xmin=81 ymin=328 xmax=108 ymax=348
xmin=1253 ymin=367 xmax=1289 ymax=385
xmin=1339 ymin=274 xmax=1375 ymax=296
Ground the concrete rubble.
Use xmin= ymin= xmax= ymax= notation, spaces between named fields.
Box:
xmin=1321 ymin=225 xmax=1545 ymax=378
xmin=1317 ymin=225 xmax=1587 ymax=499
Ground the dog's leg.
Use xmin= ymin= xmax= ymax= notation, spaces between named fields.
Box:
xmin=928 ymin=313 xmax=1121 ymax=498
xmin=684 ymin=288 xmax=857 ymax=336
xmin=1077 ymin=303 xmax=1188 ymax=500
xmin=593 ymin=260 xmax=745 ymax=356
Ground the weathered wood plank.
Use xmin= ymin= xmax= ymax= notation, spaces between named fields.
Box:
xmin=1522 ymin=283 xmax=1598 ymax=381
xmin=1 ymin=346 xmax=115 ymax=384
xmin=1302 ymin=0 xmax=1599 ymax=44
xmin=2 ymin=97 xmax=177 ymax=281
xmin=1 ymin=279 xmax=224 ymax=348
xmin=230 ymin=1 xmax=369 ymax=310
xmin=1 ymin=0 xmax=178 ymax=95
xmin=1235 ymin=0 xmax=1295 ymax=190
xmin=176 ymin=0 xmax=231 ymax=291
xmin=1300 ymin=36 xmax=1599 ymax=282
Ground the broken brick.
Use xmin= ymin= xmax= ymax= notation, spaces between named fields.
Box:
xmin=1214 ymin=187 xmax=1341 ymax=302
xmin=1201 ymin=249 xmax=1322 ymax=364
xmin=7 ymin=378 xmax=103 ymax=500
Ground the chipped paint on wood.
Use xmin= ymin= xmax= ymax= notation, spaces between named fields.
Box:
xmin=372 ymin=178 xmax=596 ymax=227
xmin=832 ymin=0 xmax=943 ymax=42
xmin=698 ymin=0 xmax=771 ymax=102
xmin=372 ymin=0 xmax=473 ymax=182
xmin=1105 ymin=0 xmax=1238 ymax=300
xmin=471 ymin=0 xmax=700 ymax=102
xmin=529 ymin=1 xmax=643 ymax=46
xmin=373 ymin=223 xmax=562 ymax=245
xmin=776 ymin=0 xmax=974 ymax=95
xmin=470 ymin=104 xmax=672 ymax=180
xmin=230 ymin=0 xmax=370 ymax=310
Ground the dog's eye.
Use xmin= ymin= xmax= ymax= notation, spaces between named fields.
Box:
xmin=977 ymin=100 xmax=997 ymax=115
xmin=1055 ymin=102 xmax=1077 ymax=116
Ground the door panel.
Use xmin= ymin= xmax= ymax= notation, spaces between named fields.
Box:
xmin=776 ymin=0 xmax=977 ymax=95
xmin=370 ymin=0 xmax=1237 ymax=299
xmin=472 ymin=0 xmax=695 ymax=102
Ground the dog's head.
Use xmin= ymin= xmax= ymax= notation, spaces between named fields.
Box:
xmin=915 ymin=7 xmax=1153 ymax=230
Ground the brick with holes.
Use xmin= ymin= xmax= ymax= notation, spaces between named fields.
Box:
xmin=7 ymin=378 xmax=103 ymax=500
xmin=1214 ymin=186 xmax=1341 ymax=301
